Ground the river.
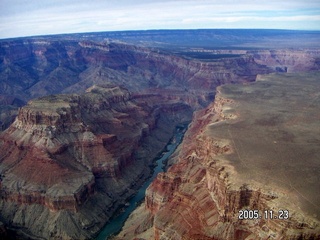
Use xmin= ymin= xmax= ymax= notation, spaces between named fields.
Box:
xmin=96 ymin=124 xmax=187 ymax=240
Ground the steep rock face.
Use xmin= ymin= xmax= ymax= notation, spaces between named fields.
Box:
xmin=63 ymin=44 xmax=272 ymax=93
xmin=116 ymin=72 xmax=320 ymax=240
xmin=0 ymin=85 xmax=194 ymax=239
xmin=0 ymin=38 xmax=272 ymax=132
xmin=0 ymin=86 xmax=135 ymax=213
xmin=0 ymin=39 xmax=271 ymax=101
xmin=251 ymin=49 xmax=320 ymax=72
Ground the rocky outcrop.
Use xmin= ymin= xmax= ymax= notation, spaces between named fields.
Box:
xmin=0 ymin=85 xmax=194 ymax=239
xmin=116 ymin=72 xmax=320 ymax=240
xmin=0 ymin=86 xmax=130 ymax=213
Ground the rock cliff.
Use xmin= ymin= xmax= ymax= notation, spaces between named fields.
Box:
xmin=0 ymin=38 xmax=273 ymax=131
xmin=0 ymin=85 xmax=193 ymax=239
xmin=250 ymin=49 xmax=320 ymax=73
xmin=116 ymin=71 xmax=320 ymax=240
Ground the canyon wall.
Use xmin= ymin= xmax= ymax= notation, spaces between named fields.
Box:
xmin=1 ymin=38 xmax=320 ymax=131
xmin=250 ymin=49 xmax=320 ymax=73
xmin=0 ymin=85 xmax=194 ymax=239
xmin=116 ymin=71 xmax=320 ymax=240
xmin=0 ymin=39 xmax=270 ymax=131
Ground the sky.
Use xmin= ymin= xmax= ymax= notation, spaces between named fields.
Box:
xmin=1 ymin=0 xmax=320 ymax=39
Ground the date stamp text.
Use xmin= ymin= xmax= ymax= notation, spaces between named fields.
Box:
xmin=238 ymin=209 xmax=289 ymax=220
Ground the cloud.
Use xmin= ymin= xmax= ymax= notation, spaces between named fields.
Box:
xmin=0 ymin=0 xmax=320 ymax=38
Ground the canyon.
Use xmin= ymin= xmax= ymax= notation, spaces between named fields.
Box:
xmin=0 ymin=30 xmax=320 ymax=239
xmin=0 ymin=84 xmax=193 ymax=239
xmin=116 ymin=71 xmax=320 ymax=240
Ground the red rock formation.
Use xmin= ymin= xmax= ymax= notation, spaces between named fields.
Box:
xmin=1 ymin=34 xmax=320 ymax=239
xmin=2 ymin=37 xmax=320 ymax=137
xmin=0 ymin=85 xmax=194 ymax=239
xmin=116 ymin=72 xmax=320 ymax=240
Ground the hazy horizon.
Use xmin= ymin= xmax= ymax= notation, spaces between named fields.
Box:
xmin=1 ymin=0 xmax=320 ymax=39
xmin=2 ymin=28 xmax=320 ymax=41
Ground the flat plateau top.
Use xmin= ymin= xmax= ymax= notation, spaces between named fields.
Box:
xmin=208 ymin=71 xmax=320 ymax=220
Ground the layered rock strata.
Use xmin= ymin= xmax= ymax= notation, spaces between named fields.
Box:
xmin=0 ymin=39 xmax=270 ymax=100
xmin=116 ymin=71 xmax=320 ymax=240
xmin=250 ymin=49 xmax=320 ymax=73
xmin=1 ymin=37 xmax=320 ymax=133
xmin=1 ymin=34 xmax=320 ymax=239
xmin=0 ymin=85 xmax=193 ymax=239
xmin=0 ymin=38 xmax=275 ymax=132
